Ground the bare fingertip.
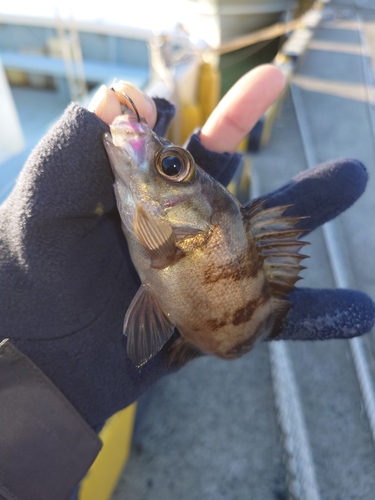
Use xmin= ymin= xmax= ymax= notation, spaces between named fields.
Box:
xmin=102 ymin=89 xmax=123 ymax=124
xmin=263 ymin=64 xmax=286 ymax=91
xmin=87 ymin=84 xmax=107 ymax=113
xmin=88 ymin=86 xmax=122 ymax=125
xmin=244 ymin=64 xmax=286 ymax=94
xmin=146 ymin=97 xmax=157 ymax=129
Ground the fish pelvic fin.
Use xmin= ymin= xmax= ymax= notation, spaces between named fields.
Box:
xmin=124 ymin=284 xmax=175 ymax=368
xmin=243 ymin=200 xmax=309 ymax=338
xmin=168 ymin=336 xmax=204 ymax=367
xmin=134 ymin=204 xmax=179 ymax=269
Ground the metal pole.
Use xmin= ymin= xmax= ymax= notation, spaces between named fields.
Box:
xmin=69 ymin=15 xmax=88 ymax=101
xmin=55 ymin=10 xmax=79 ymax=102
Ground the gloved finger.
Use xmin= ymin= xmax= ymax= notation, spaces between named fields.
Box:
xmin=200 ymin=64 xmax=285 ymax=153
xmin=186 ymin=132 xmax=242 ymax=187
xmin=273 ymin=288 xmax=375 ymax=341
xmin=259 ymin=158 xmax=368 ymax=233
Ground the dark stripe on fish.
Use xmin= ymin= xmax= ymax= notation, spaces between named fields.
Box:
xmin=202 ymin=252 xmax=262 ymax=285
xmin=232 ymin=297 xmax=265 ymax=326
xmin=204 ymin=294 xmax=267 ymax=332
xmin=205 ymin=318 xmax=228 ymax=331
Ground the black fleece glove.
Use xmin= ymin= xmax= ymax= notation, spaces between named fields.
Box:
xmin=0 ymin=99 xmax=373 ymax=435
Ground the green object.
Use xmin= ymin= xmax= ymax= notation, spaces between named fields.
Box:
xmin=220 ymin=37 xmax=281 ymax=96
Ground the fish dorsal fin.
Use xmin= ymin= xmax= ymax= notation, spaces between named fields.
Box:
xmin=124 ymin=284 xmax=175 ymax=368
xmin=243 ymin=200 xmax=309 ymax=336
xmin=134 ymin=204 xmax=178 ymax=269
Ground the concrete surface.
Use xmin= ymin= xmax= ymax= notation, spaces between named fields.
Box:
xmin=113 ymin=2 xmax=375 ymax=499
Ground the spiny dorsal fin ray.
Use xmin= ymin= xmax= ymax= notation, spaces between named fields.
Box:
xmin=251 ymin=216 xmax=309 ymax=234
xmin=265 ymin=262 xmax=307 ymax=273
xmin=263 ymin=253 xmax=309 ymax=265
xmin=258 ymin=240 xmax=309 ymax=253
xmin=134 ymin=204 xmax=178 ymax=269
xmin=268 ymin=279 xmax=299 ymax=298
xmin=254 ymin=228 xmax=308 ymax=241
xmin=248 ymin=204 xmax=293 ymax=220
xmin=243 ymin=200 xmax=310 ymax=338
xmin=268 ymin=272 xmax=303 ymax=286
xmin=242 ymin=198 xmax=267 ymax=217
xmin=242 ymin=200 xmax=294 ymax=220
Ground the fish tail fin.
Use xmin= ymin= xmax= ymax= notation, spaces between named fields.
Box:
xmin=243 ymin=199 xmax=309 ymax=338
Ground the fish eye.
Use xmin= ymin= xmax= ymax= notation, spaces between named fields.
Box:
xmin=161 ymin=155 xmax=182 ymax=176
xmin=155 ymin=146 xmax=196 ymax=182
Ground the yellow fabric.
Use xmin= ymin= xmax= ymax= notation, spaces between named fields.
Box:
xmin=79 ymin=403 xmax=137 ymax=500
xmin=198 ymin=62 xmax=220 ymax=124
xmin=180 ymin=104 xmax=202 ymax=145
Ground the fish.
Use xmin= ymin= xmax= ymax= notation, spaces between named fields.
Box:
xmin=103 ymin=111 xmax=308 ymax=369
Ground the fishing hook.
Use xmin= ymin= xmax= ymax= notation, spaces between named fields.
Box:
xmin=110 ymin=87 xmax=141 ymax=123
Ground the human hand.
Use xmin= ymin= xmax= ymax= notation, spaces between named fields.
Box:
xmin=0 ymin=65 xmax=373 ymax=435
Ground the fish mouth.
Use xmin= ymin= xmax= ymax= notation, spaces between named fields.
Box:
xmin=110 ymin=114 xmax=148 ymax=149
xmin=104 ymin=114 xmax=150 ymax=178
xmin=102 ymin=132 xmax=132 ymax=187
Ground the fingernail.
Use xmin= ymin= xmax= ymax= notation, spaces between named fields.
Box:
xmin=88 ymin=84 xmax=107 ymax=115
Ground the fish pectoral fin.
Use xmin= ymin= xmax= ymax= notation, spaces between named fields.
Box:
xmin=168 ymin=337 xmax=203 ymax=367
xmin=124 ymin=284 xmax=175 ymax=368
xmin=134 ymin=204 xmax=178 ymax=268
